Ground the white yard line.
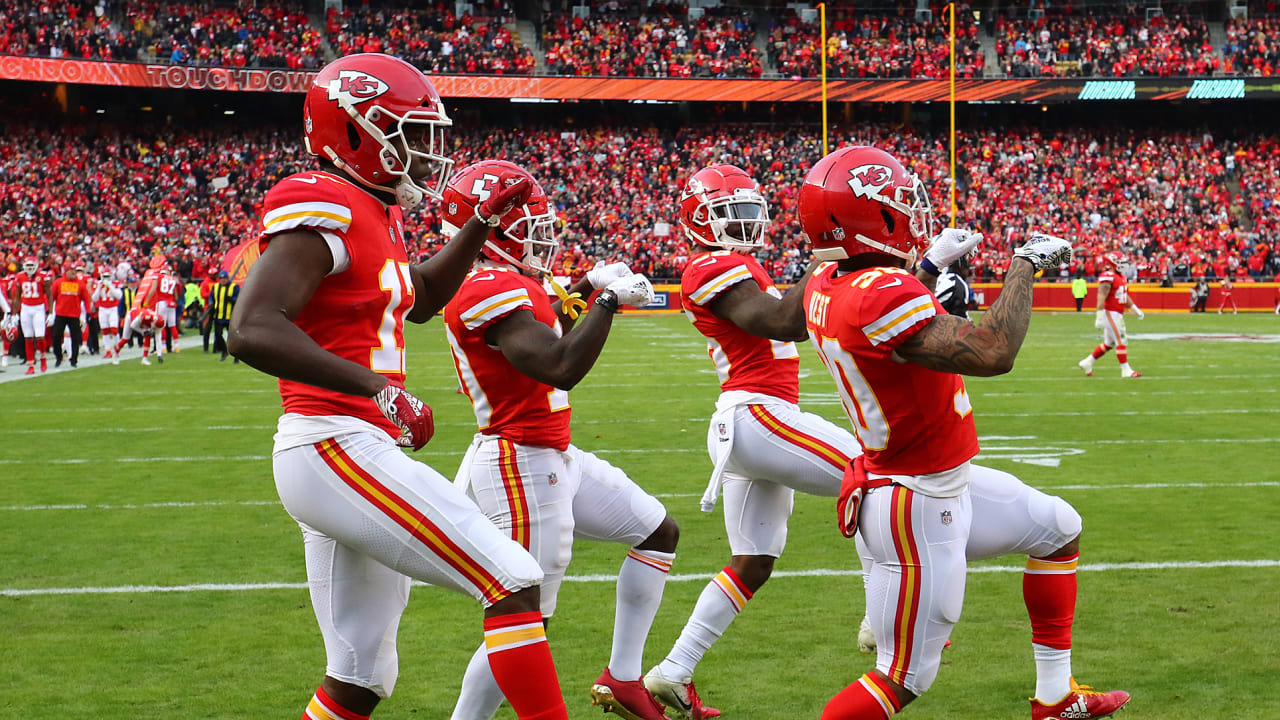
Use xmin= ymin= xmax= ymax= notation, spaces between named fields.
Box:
xmin=4 ymin=559 xmax=1276 ymax=597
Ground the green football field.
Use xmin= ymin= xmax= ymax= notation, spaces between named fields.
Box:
xmin=1 ymin=311 xmax=1277 ymax=719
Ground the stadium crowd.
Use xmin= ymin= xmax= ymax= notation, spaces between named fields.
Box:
xmin=7 ymin=0 xmax=1280 ymax=80
xmin=768 ymin=6 xmax=985 ymax=79
xmin=2 ymin=116 xmax=1278 ymax=292
xmin=541 ymin=7 xmax=762 ymax=78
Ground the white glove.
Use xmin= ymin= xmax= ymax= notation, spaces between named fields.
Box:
xmin=1094 ymin=310 xmax=1106 ymax=329
xmin=1134 ymin=306 xmax=1145 ymax=320
xmin=1013 ymin=232 xmax=1073 ymax=272
xmin=604 ymin=273 xmax=655 ymax=308
xmin=586 ymin=261 xmax=632 ymax=290
xmin=922 ymin=228 xmax=983 ymax=274
xmin=46 ymin=313 xmax=56 ymax=327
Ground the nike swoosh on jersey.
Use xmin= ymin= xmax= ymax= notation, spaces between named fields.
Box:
xmin=877 ymin=278 xmax=903 ymax=289
xmin=291 ymin=175 xmax=319 ymax=184
xmin=472 ymin=274 xmax=496 ymax=282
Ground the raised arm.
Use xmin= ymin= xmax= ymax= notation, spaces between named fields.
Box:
xmin=228 ymin=231 xmax=387 ymax=398
xmin=894 ymin=234 xmax=1070 ymax=377
xmin=707 ymin=263 xmax=816 ymax=342
xmin=406 ymin=177 xmax=533 ymax=323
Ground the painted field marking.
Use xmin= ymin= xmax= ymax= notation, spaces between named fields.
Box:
xmin=4 ymin=560 xmax=1276 ymax=597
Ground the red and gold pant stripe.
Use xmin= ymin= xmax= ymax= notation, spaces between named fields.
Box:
xmin=314 ymin=439 xmax=511 ymax=604
xmin=497 ymin=439 xmax=531 ymax=549
xmin=887 ymin=486 xmax=922 ymax=686
xmin=748 ymin=404 xmax=849 ymax=470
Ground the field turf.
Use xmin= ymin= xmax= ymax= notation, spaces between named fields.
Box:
xmin=1 ymin=311 xmax=1277 ymax=719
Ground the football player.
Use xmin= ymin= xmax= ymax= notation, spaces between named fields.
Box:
xmin=92 ymin=269 xmax=123 ymax=360
xmin=0 ymin=275 xmax=11 ymax=370
xmin=1078 ymin=253 xmax=1143 ymax=378
xmin=155 ymin=264 xmax=182 ymax=352
xmin=10 ymin=256 xmax=52 ymax=374
xmin=226 ymin=55 xmax=569 ymax=720
xmin=441 ymin=160 xmax=677 ymax=720
xmin=798 ymin=146 xmax=1129 ymax=720
xmin=112 ymin=307 xmax=164 ymax=366
xmin=640 ymin=164 xmax=860 ymax=719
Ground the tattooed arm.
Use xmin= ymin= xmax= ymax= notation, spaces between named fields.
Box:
xmin=894 ymin=257 xmax=1036 ymax=376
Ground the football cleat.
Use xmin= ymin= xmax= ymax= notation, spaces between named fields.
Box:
xmin=1030 ymin=678 xmax=1130 ymax=720
xmin=858 ymin=617 xmax=876 ymax=655
xmin=1121 ymin=369 xmax=1141 ymax=378
xmin=40 ymin=356 xmax=47 ymax=372
xmin=643 ymin=667 xmax=721 ymax=719
xmin=591 ymin=668 xmax=668 ymax=720
xmin=111 ymin=354 xmax=120 ymax=366
xmin=140 ymin=357 xmax=151 ymax=366
xmin=1077 ymin=358 xmax=1094 ymax=377
xmin=25 ymin=364 xmax=35 ymax=375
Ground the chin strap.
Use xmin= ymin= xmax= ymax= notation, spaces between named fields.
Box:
xmin=548 ymin=277 xmax=587 ymax=320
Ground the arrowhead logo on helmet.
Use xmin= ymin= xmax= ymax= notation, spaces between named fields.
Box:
xmin=326 ymin=70 xmax=390 ymax=106
xmin=847 ymin=164 xmax=894 ymax=199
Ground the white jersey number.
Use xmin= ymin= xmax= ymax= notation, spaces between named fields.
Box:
xmin=813 ymin=335 xmax=889 ymax=451
xmin=373 ymin=260 xmax=414 ymax=374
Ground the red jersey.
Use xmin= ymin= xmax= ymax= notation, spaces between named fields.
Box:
xmin=445 ymin=267 xmax=571 ymax=450
xmin=50 ymin=276 xmax=90 ymax=317
xmin=93 ymin=279 xmax=121 ymax=310
xmin=156 ymin=273 xmax=180 ymax=305
xmin=132 ymin=268 xmax=164 ymax=312
xmin=1098 ymin=270 xmax=1129 ymax=313
xmin=258 ymin=170 xmax=413 ymax=440
xmin=804 ymin=264 xmax=978 ymax=479
xmin=13 ymin=271 xmax=49 ymax=307
xmin=680 ymin=251 xmax=799 ymax=403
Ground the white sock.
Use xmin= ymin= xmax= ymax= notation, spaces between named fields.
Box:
xmin=609 ymin=548 xmax=674 ymax=681
xmin=450 ymin=642 xmax=506 ymax=720
xmin=1120 ymin=362 xmax=1133 ymax=373
xmin=1033 ymin=643 xmax=1073 ymax=704
xmin=658 ymin=567 xmax=749 ymax=683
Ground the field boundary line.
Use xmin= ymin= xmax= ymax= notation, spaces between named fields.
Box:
xmin=4 ymin=560 xmax=1276 ymax=597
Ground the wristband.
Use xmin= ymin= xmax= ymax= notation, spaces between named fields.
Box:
xmin=594 ymin=290 xmax=619 ymax=313
xmin=919 ymin=256 xmax=942 ymax=276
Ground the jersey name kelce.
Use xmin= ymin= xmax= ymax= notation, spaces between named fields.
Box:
xmin=680 ymin=251 xmax=799 ymax=403
xmin=803 ymin=264 xmax=978 ymax=477
xmin=445 ymin=267 xmax=571 ymax=450
xmin=259 ymin=170 xmax=413 ymax=439
xmin=1098 ymin=270 xmax=1129 ymax=313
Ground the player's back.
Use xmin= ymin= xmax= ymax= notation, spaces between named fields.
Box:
xmin=259 ymin=170 xmax=413 ymax=438
xmin=1098 ymin=270 xmax=1128 ymax=312
xmin=444 ymin=267 xmax=571 ymax=451
xmin=680 ymin=251 xmax=799 ymax=403
xmin=803 ymin=264 xmax=978 ymax=486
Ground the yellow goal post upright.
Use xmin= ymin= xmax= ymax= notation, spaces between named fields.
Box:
xmin=819 ymin=2 xmax=828 ymax=157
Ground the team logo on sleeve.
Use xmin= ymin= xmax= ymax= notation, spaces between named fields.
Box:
xmin=326 ymin=70 xmax=390 ymax=105
xmin=847 ymin=164 xmax=893 ymax=200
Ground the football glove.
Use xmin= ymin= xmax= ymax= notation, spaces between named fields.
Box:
xmin=373 ymin=380 xmax=435 ymax=451
xmin=837 ymin=456 xmax=869 ymax=539
xmin=1013 ymin=232 xmax=1073 ymax=272
xmin=1134 ymin=306 xmax=1145 ymax=320
xmin=1095 ymin=310 xmax=1106 ymax=329
xmin=921 ymin=228 xmax=983 ymax=275
xmin=586 ymin=261 xmax=632 ymax=290
xmin=475 ymin=176 xmax=534 ymax=227
xmin=46 ymin=314 xmax=55 ymax=327
xmin=604 ymin=273 xmax=655 ymax=308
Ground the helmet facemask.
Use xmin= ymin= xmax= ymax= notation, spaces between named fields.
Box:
xmin=694 ymin=189 xmax=771 ymax=250
xmin=328 ymin=100 xmax=454 ymax=210
xmin=23 ymin=260 xmax=37 ymax=274
xmin=485 ymin=204 xmax=560 ymax=278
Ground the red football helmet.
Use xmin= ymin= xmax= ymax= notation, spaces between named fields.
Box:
xmin=304 ymin=53 xmax=453 ymax=210
xmin=1103 ymin=252 xmax=1130 ymax=272
xmin=22 ymin=256 xmax=37 ymax=274
xmin=1 ymin=315 xmax=16 ymax=343
xmin=799 ymin=146 xmax=934 ymax=264
xmin=679 ymin=164 xmax=771 ymax=250
xmin=440 ymin=160 xmax=558 ymax=276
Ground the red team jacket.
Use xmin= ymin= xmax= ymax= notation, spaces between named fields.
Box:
xmin=680 ymin=250 xmax=800 ymax=403
xmin=804 ymin=264 xmax=978 ymax=477
xmin=50 ymin=275 xmax=91 ymax=317
xmin=258 ymin=170 xmax=414 ymax=440
xmin=445 ymin=267 xmax=572 ymax=451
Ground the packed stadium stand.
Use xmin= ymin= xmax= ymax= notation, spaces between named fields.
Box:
xmin=3 ymin=0 xmax=1277 ymax=78
xmin=2 ymin=107 xmax=1276 ymax=285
